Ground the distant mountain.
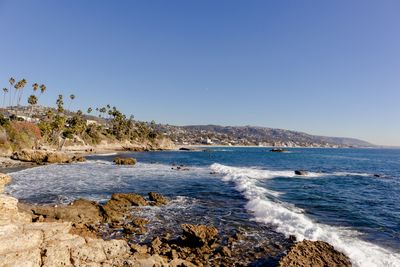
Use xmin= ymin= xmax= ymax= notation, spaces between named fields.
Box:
xmin=157 ymin=124 xmax=374 ymax=148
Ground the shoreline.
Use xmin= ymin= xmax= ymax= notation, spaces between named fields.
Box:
xmin=0 ymin=171 xmax=352 ymax=266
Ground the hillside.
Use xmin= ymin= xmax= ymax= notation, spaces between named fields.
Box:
xmin=157 ymin=124 xmax=374 ymax=148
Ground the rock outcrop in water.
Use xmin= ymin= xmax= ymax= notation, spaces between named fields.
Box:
xmin=148 ymin=191 xmax=169 ymax=205
xmin=11 ymin=149 xmax=86 ymax=164
xmin=294 ymin=170 xmax=309 ymax=176
xmin=278 ymin=240 xmax=352 ymax=267
xmin=113 ymin=157 xmax=137 ymax=165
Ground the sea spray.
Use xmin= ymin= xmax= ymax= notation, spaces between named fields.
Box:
xmin=211 ymin=163 xmax=400 ymax=267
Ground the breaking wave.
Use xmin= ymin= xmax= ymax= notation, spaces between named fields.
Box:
xmin=210 ymin=163 xmax=400 ymax=267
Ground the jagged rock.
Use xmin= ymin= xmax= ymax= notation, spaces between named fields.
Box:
xmin=132 ymin=217 xmax=148 ymax=227
xmin=151 ymin=237 xmax=162 ymax=254
xmin=181 ymin=224 xmax=219 ymax=247
xmin=19 ymin=198 xmax=104 ymax=224
xmin=0 ymin=173 xmax=12 ymax=193
xmin=294 ymin=170 xmax=308 ymax=176
xmin=278 ymin=240 xmax=352 ymax=267
xmin=102 ymin=239 xmax=130 ymax=260
xmin=45 ymin=152 xmax=73 ymax=163
xmin=11 ymin=149 xmax=84 ymax=164
xmin=11 ymin=149 xmax=49 ymax=162
xmin=0 ymin=195 xmax=32 ymax=224
xmin=130 ymin=243 xmax=148 ymax=254
xmin=72 ymin=155 xmax=86 ymax=162
xmin=148 ymin=192 xmax=169 ymax=205
xmin=113 ymin=157 xmax=137 ymax=165
xmin=111 ymin=193 xmax=148 ymax=206
xmin=102 ymin=193 xmax=147 ymax=223
xmin=220 ymin=246 xmax=231 ymax=257
xmin=123 ymin=217 xmax=148 ymax=235
xmin=169 ymin=258 xmax=197 ymax=267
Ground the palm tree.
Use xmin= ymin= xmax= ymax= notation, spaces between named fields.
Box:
xmin=87 ymin=107 xmax=93 ymax=114
xmin=32 ymin=83 xmax=39 ymax=94
xmin=13 ymin=82 xmax=20 ymax=108
xmin=38 ymin=84 xmax=46 ymax=102
xmin=16 ymin=79 xmax=27 ymax=107
xmin=56 ymin=94 xmax=64 ymax=114
xmin=8 ymin=77 xmax=15 ymax=107
xmin=2 ymin=88 xmax=8 ymax=108
xmin=68 ymin=94 xmax=75 ymax=110
xmin=27 ymin=95 xmax=38 ymax=116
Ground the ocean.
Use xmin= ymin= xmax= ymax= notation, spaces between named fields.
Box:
xmin=6 ymin=147 xmax=400 ymax=266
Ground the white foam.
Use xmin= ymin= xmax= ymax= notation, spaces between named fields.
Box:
xmin=211 ymin=163 xmax=400 ymax=267
xmin=94 ymin=152 xmax=118 ymax=156
xmin=6 ymin=161 xmax=208 ymax=204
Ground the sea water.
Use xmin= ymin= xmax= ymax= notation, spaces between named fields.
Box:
xmin=6 ymin=147 xmax=400 ymax=266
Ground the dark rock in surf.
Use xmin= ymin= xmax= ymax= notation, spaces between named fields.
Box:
xmin=271 ymin=148 xmax=287 ymax=152
xmin=102 ymin=193 xmax=148 ymax=223
xmin=278 ymin=240 xmax=351 ymax=267
xmin=181 ymin=224 xmax=219 ymax=247
xmin=113 ymin=157 xmax=136 ymax=165
xmin=294 ymin=170 xmax=309 ymax=176
xmin=148 ymin=192 xmax=169 ymax=205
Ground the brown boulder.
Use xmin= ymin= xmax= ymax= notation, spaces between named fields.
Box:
xmin=11 ymin=149 xmax=84 ymax=164
xmin=11 ymin=149 xmax=48 ymax=163
xmin=102 ymin=193 xmax=147 ymax=223
xmin=112 ymin=193 xmax=148 ymax=206
xmin=113 ymin=157 xmax=136 ymax=165
xmin=18 ymin=198 xmax=104 ymax=224
xmin=181 ymin=224 xmax=219 ymax=247
xmin=148 ymin=192 xmax=169 ymax=205
xmin=278 ymin=240 xmax=352 ymax=267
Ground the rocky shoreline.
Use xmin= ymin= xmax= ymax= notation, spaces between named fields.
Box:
xmin=0 ymin=137 xmax=176 ymax=171
xmin=0 ymin=172 xmax=352 ymax=267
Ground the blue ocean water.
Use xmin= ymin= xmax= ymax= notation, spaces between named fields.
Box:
xmin=6 ymin=147 xmax=400 ymax=266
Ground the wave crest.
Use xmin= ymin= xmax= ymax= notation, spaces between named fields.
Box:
xmin=210 ymin=163 xmax=400 ymax=267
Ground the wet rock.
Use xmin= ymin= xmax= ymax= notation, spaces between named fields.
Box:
xmin=111 ymin=193 xmax=148 ymax=206
xmin=45 ymin=152 xmax=73 ymax=164
xmin=72 ymin=155 xmax=86 ymax=162
xmin=374 ymin=174 xmax=381 ymax=178
xmin=278 ymin=240 xmax=352 ymax=267
xmin=181 ymin=224 xmax=219 ymax=247
xmin=130 ymin=243 xmax=148 ymax=254
xmin=221 ymin=246 xmax=232 ymax=257
xmin=271 ymin=148 xmax=287 ymax=152
xmin=102 ymin=193 xmax=147 ymax=223
xmin=132 ymin=217 xmax=149 ymax=228
xmin=113 ymin=157 xmax=136 ymax=165
xmin=294 ymin=170 xmax=308 ymax=176
xmin=148 ymin=192 xmax=169 ymax=205
xmin=123 ymin=218 xmax=148 ymax=235
xmin=151 ymin=237 xmax=162 ymax=254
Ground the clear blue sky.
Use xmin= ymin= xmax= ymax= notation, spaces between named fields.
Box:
xmin=0 ymin=0 xmax=399 ymax=146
